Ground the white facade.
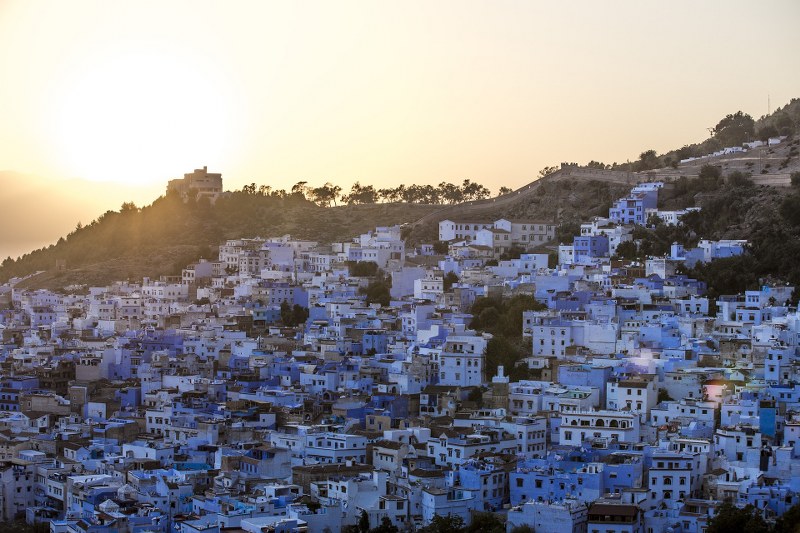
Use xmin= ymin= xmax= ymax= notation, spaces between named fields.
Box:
xmin=559 ymin=411 xmax=640 ymax=446
xmin=438 ymin=333 xmax=487 ymax=387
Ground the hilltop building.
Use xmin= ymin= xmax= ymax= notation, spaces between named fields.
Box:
xmin=167 ymin=166 xmax=223 ymax=203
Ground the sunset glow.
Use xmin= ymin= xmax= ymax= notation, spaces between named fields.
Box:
xmin=48 ymin=44 xmax=238 ymax=184
xmin=1 ymin=0 xmax=800 ymax=260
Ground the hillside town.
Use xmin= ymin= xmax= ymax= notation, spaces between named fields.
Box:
xmin=1 ymin=175 xmax=799 ymax=533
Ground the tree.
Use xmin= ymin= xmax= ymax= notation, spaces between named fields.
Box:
xmin=120 ymin=201 xmax=139 ymax=213
xmin=780 ymin=193 xmax=800 ymax=227
xmin=712 ymin=111 xmax=755 ymax=146
xmin=291 ymin=181 xmax=308 ymax=200
xmin=0 ymin=521 xmax=50 ymax=533
xmin=433 ymin=241 xmax=450 ymax=255
xmin=675 ymin=145 xmax=696 ymax=161
xmin=498 ymin=186 xmax=513 ymax=195
xmin=698 ymin=164 xmax=723 ymax=191
xmin=369 ymin=517 xmax=399 ymax=533
xmin=348 ymin=261 xmax=380 ymax=277
xmin=439 ymin=182 xmax=464 ymax=204
xmin=358 ymin=509 xmax=370 ymax=533
xmin=280 ymin=300 xmax=309 ymax=327
xmin=537 ymin=166 xmax=558 ymax=179
xmin=465 ymin=512 xmax=504 ymax=533
xmin=443 ymin=271 xmax=459 ymax=291
xmin=466 ymin=386 xmax=484 ymax=407
xmin=344 ymin=182 xmax=379 ymax=204
xmin=726 ymin=171 xmax=753 ymax=188
xmin=690 ymin=255 xmax=760 ymax=299
xmin=757 ymin=124 xmax=779 ymax=142
xmin=418 ymin=514 xmax=466 ymax=533
xmin=291 ymin=304 xmax=309 ymax=326
xmin=636 ymin=149 xmax=660 ymax=171
xmin=657 ymin=388 xmax=673 ymax=403
xmin=790 ymin=171 xmax=800 ymax=187
xmin=361 ymin=280 xmax=391 ymax=307
xmin=706 ymin=502 xmax=769 ymax=533
xmin=586 ymin=160 xmax=609 ymax=170
xmin=773 ymin=502 xmax=800 ymax=533
xmin=460 ymin=179 xmax=489 ymax=201
xmin=280 ymin=300 xmax=293 ymax=326
xmin=614 ymin=240 xmax=639 ymax=260
xmin=509 ymin=527 xmax=535 ymax=533
xmin=556 ymin=221 xmax=581 ymax=244
xmin=310 ymin=182 xmax=341 ymax=207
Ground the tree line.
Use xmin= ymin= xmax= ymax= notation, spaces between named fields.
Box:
xmin=237 ymin=178 xmax=502 ymax=207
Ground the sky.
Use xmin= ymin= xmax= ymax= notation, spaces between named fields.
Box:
xmin=1 ymin=0 xmax=799 ymax=258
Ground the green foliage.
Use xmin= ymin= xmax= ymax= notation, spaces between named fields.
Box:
xmin=358 ymin=509 xmax=371 ymax=533
xmin=419 ymin=514 xmax=466 ymax=533
xmin=706 ymin=502 xmax=769 ymax=533
xmin=726 ymin=171 xmax=753 ymax=188
xmin=699 ymin=164 xmax=722 ymax=180
xmin=433 ymin=241 xmax=450 ymax=254
xmin=280 ymin=300 xmax=309 ymax=327
xmin=614 ymin=240 xmax=639 ymax=260
xmin=657 ymin=388 xmax=673 ymax=403
xmin=780 ymin=193 xmax=800 ymax=227
xmin=484 ymin=336 xmax=531 ymax=382
xmin=342 ymin=182 xmax=379 ymax=205
xmin=443 ymin=271 xmax=459 ymax=291
xmin=469 ymin=295 xmax=545 ymax=337
xmin=0 ymin=522 xmax=50 ymax=533
xmin=469 ymin=294 xmax=545 ymax=380
xmin=369 ymin=517 xmax=399 ymax=533
xmin=773 ymin=502 xmax=800 ymax=533
xmin=537 ymin=166 xmax=558 ymax=179
xmin=758 ymin=124 xmax=779 ymax=142
xmin=360 ymin=280 xmax=391 ymax=307
xmin=309 ymin=182 xmax=342 ymax=207
xmin=556 ymin=220 xmax=581 ymax=244
xmin=509 ymin=527 xmax=535 ymax=533
xmin=466 ymin=386 xmax=484 ymax=407
xmin=636 ymin=149 xmax=660 ymax=171
xmin=585 ymin=160 xmax=610 ymax=170
xmin=499 ymin=246 xmax=526 ymax=261
xmin=712 ymin=111 xmax=755 ymax=147
xmin=791 ymin=172 xmax=800 ymax=187
xmin=465 ymin=512 xmax=504 ymax=533
xmin=689 ymin=255 xmax=760 ymax=299
xmin=348 ymin=261 xmax=380 ymax=277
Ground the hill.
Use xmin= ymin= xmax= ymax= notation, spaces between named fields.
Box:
xmin=4 ymin=154 xmax=800 ymax=293
xmin=4 ymin=100 xmax=800 ymax=292
xmin=1 ymin=173 xmax=638 ymax=291
xmin=0 ymin=193 xmax=442 ymax=290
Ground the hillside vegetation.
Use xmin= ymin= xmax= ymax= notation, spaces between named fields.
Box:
xmin=3 ymin=101 xmax=800 ymax=293
xmin=0 ymin=192 xmax=440 ymax=289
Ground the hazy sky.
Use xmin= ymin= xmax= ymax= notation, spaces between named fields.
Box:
xmin=1 ymin=0 xmax=799 ymax=257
